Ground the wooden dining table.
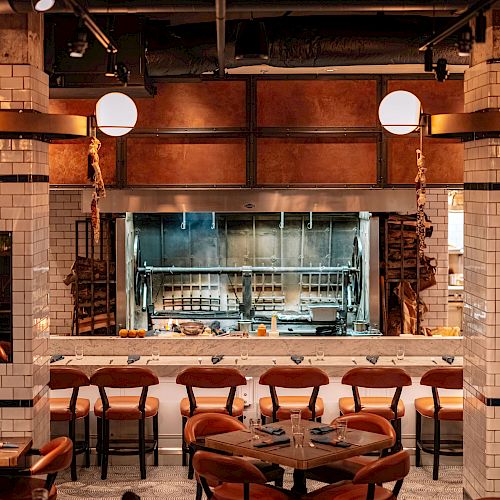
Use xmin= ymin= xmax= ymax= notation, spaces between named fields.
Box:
xmin=204 ymin=419 xmax=393 ymax=494
xmin=0 ymin=438 xmax=32 ymax=470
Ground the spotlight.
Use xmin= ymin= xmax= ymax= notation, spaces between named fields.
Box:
xmin=434 ymin=58 xmax=449 ymax=82
xmin=424 ymin=46 xmax=433 ymax=72
xmin=105 ymin=51 xmax=117 ymax=77
xmin=33 ymin=0 xmax=55 ymax=12
xmin=115 ymin=62 xmax=130 ymax=85
xmin=235 ymin=20 xmax=269 ymax=61
xmin=68 ymin=24 xmax=88 ymax=58
xmin=457 ymin=26 xmax=473 ymax=57
xmin=476 ymin=11 xmax=486 ymax=43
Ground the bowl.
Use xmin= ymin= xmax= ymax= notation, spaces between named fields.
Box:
xmin=180 ymin=322 xmax=205 ymax=336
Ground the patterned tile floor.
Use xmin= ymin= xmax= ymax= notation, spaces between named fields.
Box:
xmin=56 ymin=465 xmax=463 ymax=499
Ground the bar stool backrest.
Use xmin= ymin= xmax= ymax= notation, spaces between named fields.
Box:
xmin=50 ymin=367 xmax=90 ymax=390
xmin=420 ymin=367 xmax=463 ymax=390
xmin=0 ymin=341 xmax=9 ymax=362
xmin=176 ymin=367 xmax=246 ymax=417
xmin=185 ymin=413 xmax=245 ymax=446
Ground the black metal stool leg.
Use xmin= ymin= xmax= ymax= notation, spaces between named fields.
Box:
xmin=69 ymin=418 xmax=77 ymax=481
xmin=101 ymin=418 xmax=109 ymax=480
xmin=195 ymin=480 xmax=203 ymax=500
xmin=96 ymin=416 xmax=102 ymax=466
xmin=84 ymin=414 xmax=90 ymax=468
xmin=415 ymin=412 xmax=422 ymax=467
xmin=139 ymin=418 xmax=146 ymax=479
xmin=153 ymin=413 xmax=159 ymax=466
xmin=188 ymin=448 xmax=194 ymax=480
xmin=181 ymin=416 xmax=187 ymax=467
xmin=433 ymin=418 xmax=440 ymax=480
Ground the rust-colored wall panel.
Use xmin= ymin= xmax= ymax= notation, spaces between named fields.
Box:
xmin=127 ymin=139 xmax=246 ymax=185
xmin=49 ymin=139 xmax=116 ymax=185
xmin=387 ymin=79 xmax=464 ymax=115
xmin=49 ymin=99 xmax=96 ymax=115
xmin=135 ymin=82 xmax=246 ymax=128
xmin=257 ymin=80 xmax=378 ymax=127
xmin=257 ymin=138 xmax=377 ymax=185
xmin=387 ymin=138 xmax=463 ymax=184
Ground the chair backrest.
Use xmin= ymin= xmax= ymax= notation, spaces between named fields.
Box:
xmin=353 ymin=449 xmax=410 ymax=487
xmin=259 ymin=366 xmax=329 ymax=389
xmin=30 ymin=437 xmax=73 ymax=476
xmin=193 ymin=450 xmax=267 ymax=485
xmin=342 ymin=367 xmax=412 ymax=389
xmin=420 ymin=367 xmax=463 ymax=390
xmin=50 ymin=367 xmax=90 ymax=390
xmin=176 ymin=367 xmax=246 ymax=388
xmin=333 ymin=413 xmax=396 ymax=449
xmin=0 ymin=341 xmax=10 ymax=362
xmin=90 ymin=367 xmax=159 ymax=388
xmin=184 ymin=412 xmax=246 ymax=446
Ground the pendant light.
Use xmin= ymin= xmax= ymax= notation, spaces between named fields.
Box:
xmin=235 ymin=17 xmax=269 ymax=61
xmin=95 ymin=92 xmax=138 ymax=137
xmin=378 ymin=91 xmax=422 ymax=135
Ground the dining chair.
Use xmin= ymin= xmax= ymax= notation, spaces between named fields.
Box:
xmin=339 ymin=366 xmax=412 ymax=450
xmin=259 ymin=366 xmax=329 ymax=423
xmin=90 ymin=366 xmax=160 ymax=480
xmin=0 ymin=341 xmax=9 ymax=362
xmin=0 ymin=436 xmax=73 ymax=499
xmin=193 ymin=449 xmax=294 ymax=500
xmin=176 ymin=366 xmax=247 ymax=473
xmin=306 ymin=412 xmax=397 ymax=485
xmin=49 ymin=366 xmax=91 ymax=480
xmin=415 ymin=366 xmax=463 ymax=480
xmin=303 ymin=449 xmax=410 ymax=499
xmin=185 ymin=412 xmax=284 ymax=499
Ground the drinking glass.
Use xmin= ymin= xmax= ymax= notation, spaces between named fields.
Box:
xmin=152 ymin=346 xmax=160 ymax=361
xmin=396 ymin=345 xmax=405 ymax=361
xmin=290 ymin=409 xmax=302 ymax=432
xmin=315 ymin=344 xmax=325 ymax=361
xmin=293 ymin=429 xmax=304 ymax=448
xmin=32 ymin=489 xmax=49 ymax=500
xmin=249 ymin=418 xmax=261 ymax=440
xmin=336 ymin=421 xmax=348 ymax=442
xmin=75 ymin=346 xmax=84 ymax=360
xmin=240 ymin=346 xmax=249 ymax=361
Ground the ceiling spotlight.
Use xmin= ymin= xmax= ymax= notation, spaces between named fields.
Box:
xmin=424 ymin=46 xmax=433 ymax=72
xmin=476 ymin=11 xmax=486 ymax=43
xmin=68 ymin=24 xmax=88 ymax=58
xmin=235 ymin=20 xmax=269 ymax=61
xmin=457 ymin=26 xmax=473 ymax=57
xmin=434 ymin=58 xmax=449 ymax=83
xmin=105 ymin=51 xmax=117 ymax=77
xmin=115 ymin=63 xmax=130 ymax=85
xmin=33 ymin=0 xmax=55 ymax=12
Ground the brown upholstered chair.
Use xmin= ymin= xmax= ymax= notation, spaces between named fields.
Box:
xmin=0 ymin=341 xmax=10 ymax=362
xmin=0 ymin=436 xmax=73 ymax=499
xmin=185 ymin=413 xmax=284 ymax=500
xmin=306 ymin=412 xmax=397 ymax=486
xmin=339 ymin=367 xmax=412 ymax=450
xmin=193 ymin=450 xmax=293 ymax=500
xmin=303 ymin=449 xmax=410 ymax=500
xmin=176 ymin=366 xmax=246 ymax=472
xmin=49 ymin=366 xmax=91 ymax=481
xmin=90 ymin=366 xmax=160 ymax=480
xmin=415 ymin=366 xmax=463 ymax=480
xmin=258 ymin=366 xmax=329 ymax=423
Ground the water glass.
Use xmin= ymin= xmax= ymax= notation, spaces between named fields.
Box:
xmin=240 ymin=346 xmax=249 ymax=361
xmin=396 ymin=345 xmax=405 ymax=361
xmin=336 ymin=421 xmax=348 ymax=442
xmin=249 ymin=418 xmax=261 ymax=440
xmin=152 ymin=346 xmax=160 ymax=361
xmin=315 ymin=344 xmax=325 ymax=361
xmin=293 ymin=429 xmax=304 ymax=448
xmin=75 ymin=346 xmax=84 ymax=360
xmin=290 ymin=409 xmax=302 ymax=432
xmin=32 ymin=489 xmax=49 ymax=500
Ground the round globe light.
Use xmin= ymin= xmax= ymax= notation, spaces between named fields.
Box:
xmin=34 ymin=0 xmax=55 ymax=12
xmin=378 ymin=90 xmax=422 ymax=135
xmin=95 ymin=92 xmax=138 ymax=137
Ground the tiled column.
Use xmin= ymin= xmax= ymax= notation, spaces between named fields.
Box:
xmin=463 ymin=8 xmax=500 ymax=497
xmin=0 ymin=14 xmax=50 ymax=447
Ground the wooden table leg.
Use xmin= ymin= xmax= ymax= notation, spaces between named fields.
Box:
xmin=291 ymin=469 xmax=307 ymax=495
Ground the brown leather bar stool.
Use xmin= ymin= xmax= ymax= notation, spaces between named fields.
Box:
xmin=90 ymin=366 xmax=160 ymax=480
xmin=259 ymin=366 xmax=329 ymax=423
xmin=0 ymin=436 xmax=73 ymax=499
xmin=185 ymin=413 xmax=284 ymax=500
xmin=415 ymin=366 xmax=463 ymax=480
xmin=49 ymin=366 xmax=91 ymax=481
xmin=303 ymin=450 xmax=410 ymax=500
xmin=176 ymin=366 xmax=246 ymax=474
xmin=339 ymin=367 xmax=412 ymax=451
xmin=193 ymin=450 xmax=293 ymax=500
xmin=306 ymin=412 xmax=397 ymax=486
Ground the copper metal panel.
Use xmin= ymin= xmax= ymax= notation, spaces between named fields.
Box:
xmin=257 ymin=138 xmax=377 ymax=185
xmin=429 ymin=110 xmax=500 ymax=137
xmin=387 ymin=137 xmax=463 ymax=184
xmin=49 ymin=138 xmax=116 ymax=185
xmin=257 ymin=80 xmax=378 ymax=127
xmin=127 ymin=138 xmax=246 ymax=185
xmin=387 ymin=79 xmax=464 ymax=115
xmin=135 ymin=82 xmax=246 ymax=128
xmin=49 ymin=99 xmax=96 ymax=115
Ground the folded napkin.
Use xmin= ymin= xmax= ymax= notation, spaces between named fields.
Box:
xmin=442 ymin=355 xmax=455 ymax=365
xmin=257 ymin=426 xmax=285 ymax=436
xmin=310 ymin=425 xmax=335 ymax=435
xmin=211 ymin=355 xmax=224 ymax=365
xmin=127 ymin=355 xmax=140 ymax=364
xmin=366 ymin=355 xmax=379 ymax=365
xmin=50 ymin=354 xmax=64 ymax=363
xmin=291 ymin=355 xmax=304 ymax=365
xmin=253 ymin=436 xmax=290 ymax=448
xmin=311 ymin=435 xmax=351 ymax=448
xmin=0 ymin=443 xmax=19 ymax=449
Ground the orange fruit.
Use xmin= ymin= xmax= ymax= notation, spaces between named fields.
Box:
xmin=119 ymin=329 xmax=128 ymax=338
xmin=128 ymin=330 xmax=137 ymax=338
xmin=137 ymin=329 xmax=146 ymax=338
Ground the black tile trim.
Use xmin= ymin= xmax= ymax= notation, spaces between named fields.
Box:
xmin=464 ymin=182 xmax=500 ymax=190
xmin=0 ymin=385 xmax=48 ymax=408
xmin=0 ymin=175 xmax=49 ymax=183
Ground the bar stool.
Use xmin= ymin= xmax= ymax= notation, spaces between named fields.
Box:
xmin=49 ymin=366 xmax=91 ymax=481
xmin=415 ymin=367 xmax=463 ymax=480
xmin=339 ymin=367 xmax=412 ymax=450
xmin=90 ymin=366 xmax=160 ymax=480
xmin=185 ymin=413 xmax=284 ymax=500
xmin=176 ymin=366 xmax=246 ymax=473
xmin=259 ymin=366 xmax=329 ymax=423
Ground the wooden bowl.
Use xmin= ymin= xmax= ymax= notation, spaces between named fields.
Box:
xmin=180 ymin=322 xmax=204 ymax=336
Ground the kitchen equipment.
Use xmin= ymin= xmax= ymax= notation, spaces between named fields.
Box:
xmin=238 ymin=320 xmax=252 ymax=333
xmin=309 ymin=304 xmax=339 ymax=322
xmin=180 ymin=322 xmax=204 ymax=336
xmin=353 ymin=321 xmax=368 ymax=332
